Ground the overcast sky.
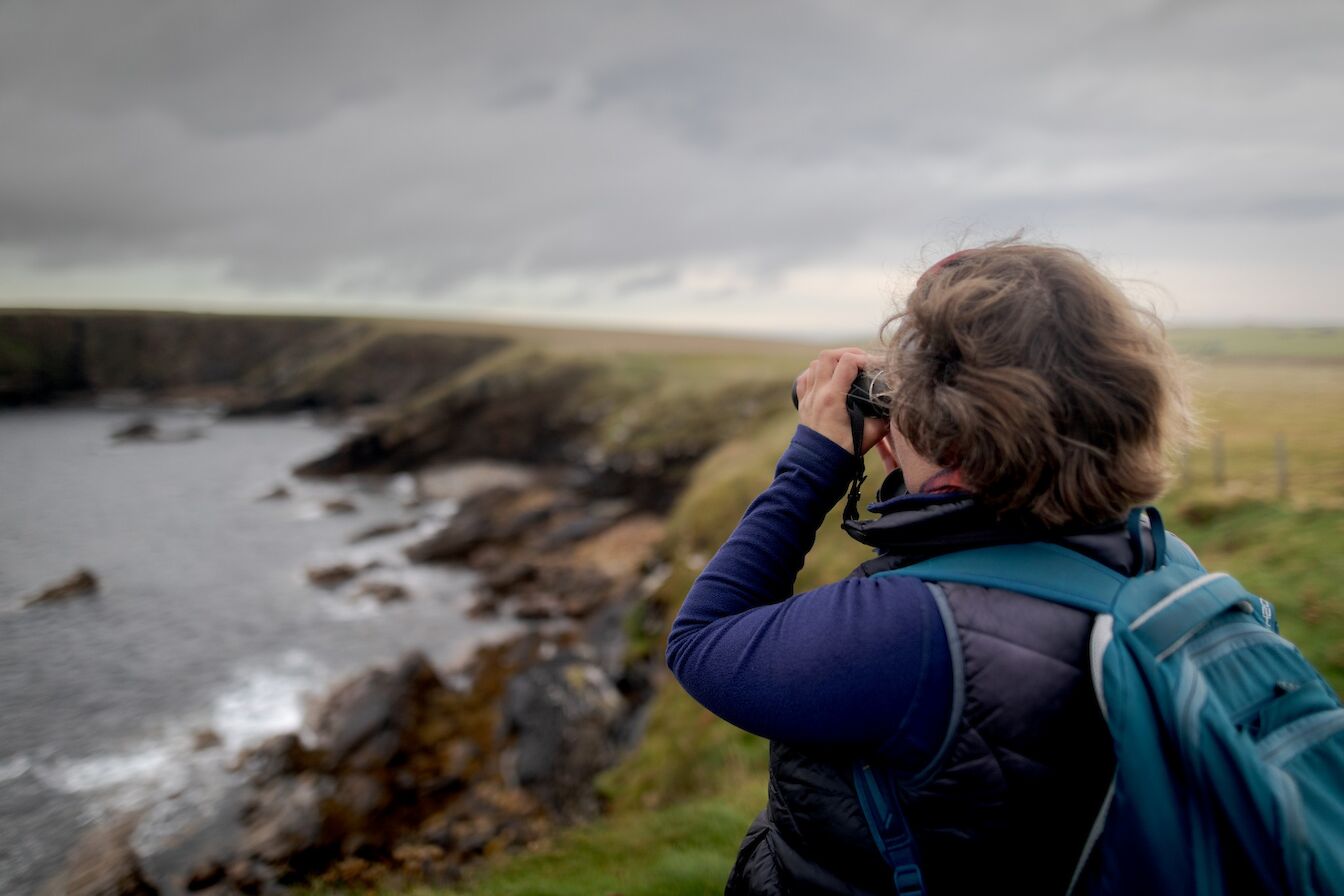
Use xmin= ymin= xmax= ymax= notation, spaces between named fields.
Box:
xmin=0 ymin=0 xmax=1340 ymax=338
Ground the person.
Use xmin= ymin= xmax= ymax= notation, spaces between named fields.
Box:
xmin=666 ymin=241 xmax=1192 ymax=894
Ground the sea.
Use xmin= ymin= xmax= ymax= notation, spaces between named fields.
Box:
xmin=0 ymin=406 xmax=516 ymax=894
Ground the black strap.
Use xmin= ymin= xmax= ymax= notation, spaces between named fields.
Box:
xmin=843 ymin=404 xmax=868 ymax=522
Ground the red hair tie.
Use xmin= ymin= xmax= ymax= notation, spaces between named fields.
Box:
xmin=923 ymin=250 xmax=972 ymax=279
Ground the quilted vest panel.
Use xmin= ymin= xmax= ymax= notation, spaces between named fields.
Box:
xmin=726 ymin=581 xmax=1114 ymax=895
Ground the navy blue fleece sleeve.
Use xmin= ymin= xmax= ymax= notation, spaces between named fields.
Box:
xmin=666 ymin=426 xmax=952 ymax=771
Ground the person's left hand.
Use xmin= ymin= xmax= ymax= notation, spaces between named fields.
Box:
xmin=794 ymin=348 xmax=890 ymax=456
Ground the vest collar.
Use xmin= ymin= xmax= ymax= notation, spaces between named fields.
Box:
xmin=845 ymin=471 xmax=1147 ymax=576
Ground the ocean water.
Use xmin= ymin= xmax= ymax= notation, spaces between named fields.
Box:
xmin=0 ymin=407 xmax=515 ymax=894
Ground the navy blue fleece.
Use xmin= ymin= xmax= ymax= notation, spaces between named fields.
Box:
xmin=666 ymin=425 xmax=952 ymax=772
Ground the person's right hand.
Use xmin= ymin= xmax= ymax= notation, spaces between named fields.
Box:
xmin=794 ymin=348 xmax=889 ymax=456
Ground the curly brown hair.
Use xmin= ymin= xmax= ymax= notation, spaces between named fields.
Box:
xmin=877 ymin=241 xmax=1191 ymax=527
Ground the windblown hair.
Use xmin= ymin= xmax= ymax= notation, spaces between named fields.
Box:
xmin=878 ymin=241 xmax=1191 ymax=527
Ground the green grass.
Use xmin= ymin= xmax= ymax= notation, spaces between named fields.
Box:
xmin=1166 ymin=500 xmax=1344 ymax=684
xmin=434 ymin=796 xmax=762 ymax=896
xmin=1169 ymin=325 xmax=1344 ymax=360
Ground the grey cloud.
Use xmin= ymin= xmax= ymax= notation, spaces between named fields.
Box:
xmin=0 ymin=0 xmax=1341 ymax=312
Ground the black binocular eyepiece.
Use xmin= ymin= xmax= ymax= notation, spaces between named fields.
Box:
xmin=791 ymin=371 xmax=888 ymax=419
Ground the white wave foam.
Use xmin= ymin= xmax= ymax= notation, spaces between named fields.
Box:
xmin=32 ymin=650 xmax=328 ymax=814
xmin=318 ymin=596 xmax=383 ymax=621
xmin=34 ymin=740 xmax=187 ymax=812
xmin=209 ymin=649 xmax=327 ymax=752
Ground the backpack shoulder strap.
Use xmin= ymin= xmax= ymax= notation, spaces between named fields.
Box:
xmin=874 ymin=541 xmax=1126 ymax=615
xmin=853 ymin=760 xmax=927 ymax=896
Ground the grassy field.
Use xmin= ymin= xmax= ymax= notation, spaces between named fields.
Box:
xmin=308 ymin=326 xmax=1344 ymax=895
xmin=1168 ymin=325 xmax=1344 ymax=361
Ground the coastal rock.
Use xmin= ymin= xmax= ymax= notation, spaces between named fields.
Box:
xmin=174 ymin=632 xmax=637 ymax=891
xmin=258 ymin=484 xmax=291 ymax=501
xmin=348 ymin=519 xmax=416 ymax=543
xmin=24 ymin=568 xmax=99 ymax=607
xmin=112 ymin=417 xmax=159 ymax=441
xmin=403 ymin=485 xmax=561 ymax=563
xmin=357 ymin=581 xmax=410 ymax=603
xmin=501 ymin=656 xmax=624 ymax=815
xmin=311 ymin=651 xmax=444 ymax=766
xmin=240 ymin=772 xmax=332 ymax=867
xmin=416 ymin=781 xmax=546 ymax=860
xmin=237 ymin=733 xmax=315 ymax=784
xmin=192 ymin=728 xmax=223 ymax=751
xmin=305 ymin=563 xmax=359 ymax=588
xmin=183 ymin=860 xmax=226 ymax=891
xmin=111 ymin=416 xmax=204 ymax=443
xmin=291 ymin=357 xmax=600 ymax=477
xmin=536 ymin=499 xmax=634 ymax=548
xmin=38 ymin=814 xmax=160 ymax=896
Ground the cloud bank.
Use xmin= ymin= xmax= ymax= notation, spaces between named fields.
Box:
xmin=1 ymin=0 xmax=1341 ymax=334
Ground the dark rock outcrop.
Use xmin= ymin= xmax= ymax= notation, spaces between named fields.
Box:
xmin=111 ymin=417 xmax=159 ymax=441
xmin=357 ymin=582 xmax=410 ymax=603
xmin=180 ymin=642 xmax=586 ymax=891
xmin=293 ymin=356 xmax=604 ymax=477
xmin=0 ymin=310 xmax=511 ymax=413
xmin=502 ymin=657 xmax=624 ymax=816
xmin=0 ymin=310 xmax=337 ymax=407
xmin=305 ymin=564 xmax=359 ymax=588
xmin=321 ymin=498 xmax=357 ymax=515
xmin=24 ymin=568 xmax=99 ymax=607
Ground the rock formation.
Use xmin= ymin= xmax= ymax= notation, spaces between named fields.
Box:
xmin=24 ymin=568 xmax=99 ymax=607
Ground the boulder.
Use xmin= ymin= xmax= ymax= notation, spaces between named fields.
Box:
xmin=402 ymin=488 xmax=515 ymax=562
xmin=501 ymin=656 xmax=624 ymax=815
xmin=311 ymin=652 xmax=444 ymax=766
xmin=403 ymin=486 xmax=569 ymax=563
xmin=323 ymin=498 xmax=358 ymax=515
xmin=191 ymin=728 xmax=223 ymax=751
xmin=240 ymin=772 xmax=331 ymax=867
xmin=111 ymin=417 xmax=159 ymax=441
xmin=236 ymin=732 xmax=314 ymax=785
xmin=183 ymin=861 xmax=226 ymax=891
xmin=110 ymin=417 xmax=203 ymax=443
xmin=38 ymin=814 xmax=160 ymax=896
xmin=24 ymin=568 xmax=99 ymax=607
xmin=536 ymin=499 xmax=634 ymax=549
xmin=305 ymin=563 xmax=359 ymax=588
xmin=357 ymin=581 xmax=410 ymax=604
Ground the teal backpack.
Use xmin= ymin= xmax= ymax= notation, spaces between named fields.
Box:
xmin=854 ymin=508 xmax=1344 ymax=896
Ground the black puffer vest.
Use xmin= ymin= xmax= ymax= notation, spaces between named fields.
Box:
xmin=726 ymin=485 xmax=1139 ymax=895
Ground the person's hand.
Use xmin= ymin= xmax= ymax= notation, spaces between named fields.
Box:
xmin=794 ymin=348 xmax=890 ymax=456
